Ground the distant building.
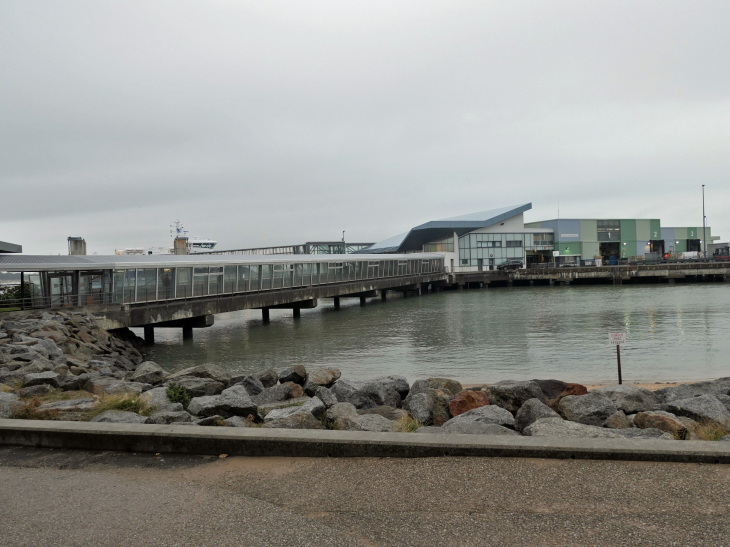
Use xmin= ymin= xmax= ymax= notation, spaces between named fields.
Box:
xmin=0 ymin=240 xmax=22 ymax=253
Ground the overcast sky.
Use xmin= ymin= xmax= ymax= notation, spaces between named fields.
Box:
xmin=1 ymin=1 xmax=728 ymax=254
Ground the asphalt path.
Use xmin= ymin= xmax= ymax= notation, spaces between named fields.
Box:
xmin=1 ymin=446 xmax=729 ymax=546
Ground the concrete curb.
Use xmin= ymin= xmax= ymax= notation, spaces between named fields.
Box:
xmin=2 ymin=419 xmax=730 ymax=463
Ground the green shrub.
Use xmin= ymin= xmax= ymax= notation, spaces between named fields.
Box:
xmin=167 ymin=383 xmax=191 ymax=409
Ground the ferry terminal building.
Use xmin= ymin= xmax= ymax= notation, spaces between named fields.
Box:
xmin=357 ymin=203 xmax=719 ymax=271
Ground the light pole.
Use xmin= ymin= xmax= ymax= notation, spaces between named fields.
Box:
xmin=702 ymin=185 xmax=707 ymax=260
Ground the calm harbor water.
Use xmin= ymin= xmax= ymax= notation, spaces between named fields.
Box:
xmin=136 ymin=284 xmax=730 ymax=384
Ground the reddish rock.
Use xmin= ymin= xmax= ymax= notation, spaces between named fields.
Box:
xmin=561 ymin=383 xmax=588 ymax=397
xmin=283 ymin=382 xmax=304 ymax=399
xmin=448 ymin=390 xmax=490 ymax=417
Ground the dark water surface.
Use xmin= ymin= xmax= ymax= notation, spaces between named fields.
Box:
xmin=136 ymin=284 xmax=730 ymax=384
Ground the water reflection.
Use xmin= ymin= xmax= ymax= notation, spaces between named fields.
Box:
xmin=138 ymin=284 xmax=730 ymax=384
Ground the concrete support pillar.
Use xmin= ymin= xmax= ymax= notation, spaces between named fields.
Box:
xmin=549 ymin=279 xmax=555 ymax=286
xmin=182 ymin=327 xmax=193 ymax=340
xmin=456 ymin=284 xmax=464 ymax=291
xmin=334 ymin=297 xmax=340 ymax=309
xmin=402 ymin=290 xmax=408 ymax=299
xmin=668 ymin=278 xmax=676 ymax=285
xmin=381 ymin=291 xmax=387 ymax=301
xmin=360 ymin=296 xmax=366 ymax=306
xmin=507 ymin=280 xmax=513 ymax=287
xmin=143 ymin=326 xmax=154 ymax=345
xmin=529 ymin=280 xmax=534 ymax=286
xmin=262 ymin=309 xmax=270 ymax=322
xmin=293 ymin=308 xmax=301 ymax=318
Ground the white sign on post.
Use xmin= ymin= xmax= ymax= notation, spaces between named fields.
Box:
xmin=552 ymin=251 xmax=560 ymax=257
xmin=609 ymin=333 xmax=626 ymax=345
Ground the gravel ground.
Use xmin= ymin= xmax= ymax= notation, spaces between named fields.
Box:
xmin=1 ymin=446 xmax=730 ymax=546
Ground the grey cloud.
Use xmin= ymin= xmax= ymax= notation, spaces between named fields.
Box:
xmin=1 ymin=1 xmax=728 ymax=254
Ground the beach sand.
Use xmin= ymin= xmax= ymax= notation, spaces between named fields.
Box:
xmin=462 ymin=381 xmax=698 ymax=392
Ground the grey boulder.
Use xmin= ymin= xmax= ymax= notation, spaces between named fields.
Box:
xmin=0 ymin=391 xmax=19 ymax=418
xmin=330 ymin=380 xmax=376 ymax=410
xmin=654 ymin=378 xmax=730 ymax=404
xmin=252 ymin=384 xmax=291 ymax=405
xmin=358 ymin=406 xmax=408 ymax=421
xmin=237 ymin=375 xmax=265 ymax=397
xmin=167 ymin=364 xmax=231 ymax=385
xmin=442 ymin=405 xmax=516 ymax=429
xmin=38 ymin=398 xmax=96 ymax=412
xmin=22 ymin=371 xmax=60 ymax=388
xmin=604 ymin=410 xmax=634 ymax=429
xmin=407 ymin=390 xmax=451 ymax=426
xmin=325 ymin=402 xmax=358 ymax=426
xmin=514 ymin=398 xmax=561 ymax=432
xmin=139 ymin=387 xmax=184 ymax=412
xmin=441 ymin=422 xmax=520 ymax=436
xmin=333 ymin=414 xmax=395 ymax=432
xmin=482 ymin=381 xmax=547 ymax=414
xmin=614 ymin=428 xmax=673 ymax=440
xmin=165 ymin=377 xmax=225 ymax=397
xmin=315 ymin=386 xmax=338 ymax=408
xmin=524 ymin=418 xmax=624 ymax=439
xmin=592 ymin=385 xmax=657 ymax=414
xmin=187 ymin=385 xmax=259 ymax=418
xmin=254 ymin=369 xmax=278 ymax=388
xmin=148 ymin=410 xmax=193 ymax=424
xmin=264 ymin=397 xmax=325 ymax=422
xmin=263 ymin=413 xmax=324 ymax=430
xmin=558 ymin=392 xmax=618 ymax=426
xmin=91 ymin=410 xmax=151 ymax=424
xmin=129 ymin=361 xmax=168 ymax=385
xmin=663 ymin=395 xmax=730 ymax=425
xmin=371 ymin=375 xmax=410 ymax=399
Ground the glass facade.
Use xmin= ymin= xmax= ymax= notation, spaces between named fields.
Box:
xmin=423 ymin=236 xmax=455 ymax=253
xmin=100 ymin=256 xmax=443 ymax=304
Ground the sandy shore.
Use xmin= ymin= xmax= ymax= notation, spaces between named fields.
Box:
xmin=462 ymin=381 xmax=699 ymax=392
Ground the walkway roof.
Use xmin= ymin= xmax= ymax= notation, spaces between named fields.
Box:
xmin=0 ymin=252 xmax=443 ymax=272
xmin=359 ymin=203 xmax=532 ymax=253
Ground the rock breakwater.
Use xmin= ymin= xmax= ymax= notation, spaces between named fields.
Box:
xmin=3 ymin=314 xmax=730 ymax=442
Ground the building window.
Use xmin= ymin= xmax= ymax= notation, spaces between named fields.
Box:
xmin=506 ymin=240 xmax=522 ymax=248
xmin=597 ymin=220 xmax=621 ymax=242
xmin=423 ymin=236 xmax=454 ymax=253
xmin=461 ymin=259 xmax=468 ymax=265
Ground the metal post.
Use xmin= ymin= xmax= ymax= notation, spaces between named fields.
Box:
xmin=702 ymin=184 xmax=707 ymax=260
xmin=617 ymin=345 xmax=622 ymax=385
xmin=20 ymin=272 xmax=25 ymax=310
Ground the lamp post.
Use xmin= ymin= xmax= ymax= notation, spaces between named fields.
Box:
xmin=702 ymin=185 xmax=707 ymax=260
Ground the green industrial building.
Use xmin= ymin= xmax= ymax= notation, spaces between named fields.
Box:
xmin=525 ymin=219 xmax=718 ymax=264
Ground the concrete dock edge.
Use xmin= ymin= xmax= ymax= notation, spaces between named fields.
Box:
xmin=2 ymin=419 xmax=730 ymax=463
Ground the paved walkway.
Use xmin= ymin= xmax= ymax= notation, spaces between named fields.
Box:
xmin=1 ymin=446 xmax=729 ymax=546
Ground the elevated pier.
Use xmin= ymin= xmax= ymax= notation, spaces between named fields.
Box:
xmin=452 ymin=262 xmax=729 ymax=288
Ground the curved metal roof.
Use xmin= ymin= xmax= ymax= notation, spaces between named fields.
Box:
xmin=358 ymin=203 xmax=532 ymax=253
